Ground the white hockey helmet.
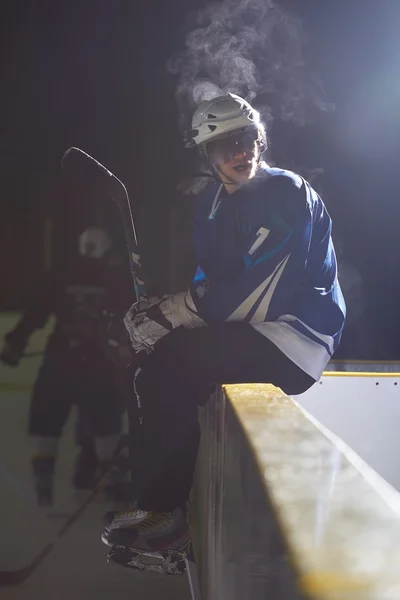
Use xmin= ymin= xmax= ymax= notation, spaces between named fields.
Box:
xmin=78 ymin=226 xmax=112 ymax=259
xmin=190 ymin=93 xmax=265 ymax=151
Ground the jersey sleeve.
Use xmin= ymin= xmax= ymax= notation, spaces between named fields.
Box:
xmin=190 ymin=174 xmax=311 ymax=324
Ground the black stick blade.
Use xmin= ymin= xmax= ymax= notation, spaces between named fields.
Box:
xmin=61 ymin=147 xmax=126 ymax=201
xmin=61 ymin=146 xmax=113 ymax=183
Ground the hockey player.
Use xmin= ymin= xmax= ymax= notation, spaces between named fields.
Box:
xmin=0 ymin=226 xmax=135 ymax=505
xmin=101 ymin=94 xmax=346 ymax=574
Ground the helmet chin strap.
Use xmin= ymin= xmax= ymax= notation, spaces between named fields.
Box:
xmin=193 ymin=151 xmax=237 ymax=186
xmin=197 ymin=149 xmax=237 ymax=186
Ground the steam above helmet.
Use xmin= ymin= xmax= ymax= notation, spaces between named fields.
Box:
xmin=190 ymin=93 xmax=265 ymax=149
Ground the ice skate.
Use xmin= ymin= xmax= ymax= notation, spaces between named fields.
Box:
xmin=105 ymin=507 xmax=190 ymax=575
xmin=36 ymin=478 xmax=53 ymax=507
xmin=32 ymin=456 xmax=55 ymax=507
xmin=101 ymin=507 xmax=149 ymax=546
xmin=107 ymin=541 xmax=190 ymax=576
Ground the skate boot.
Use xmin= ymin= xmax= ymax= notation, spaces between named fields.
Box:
xmin=101 ymin=507 xmax=149 ymax=546
xmin=106 ymin=507 xmax=190 ymax=576
xmin=32 ymin=456 xmax=55 ymax=507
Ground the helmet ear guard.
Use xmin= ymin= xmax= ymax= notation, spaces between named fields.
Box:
xmin=183 ymin=129 xmax=199 ymax=149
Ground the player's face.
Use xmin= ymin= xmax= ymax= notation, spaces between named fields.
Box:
xmin=207 ymin=128 xmax=261 ymax=190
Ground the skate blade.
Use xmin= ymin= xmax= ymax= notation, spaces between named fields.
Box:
xmin=101 ymin=532 xmax=114 ymax=547
xmin=110 ymin=538 xmax=191 ymax=560
xmin=107 ymin=548 xmax=187 ymax=576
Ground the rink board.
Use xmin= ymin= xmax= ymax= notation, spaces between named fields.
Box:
xmin=191 ymin=383 xmax=400 ymax=600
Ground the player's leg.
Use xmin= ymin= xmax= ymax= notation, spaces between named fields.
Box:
xmin=104 ymin=322 xmax=314 ymax=573
xmin=78 ymin=358 xmax=125 ymax=494
xmin=28 ymin=351 xmax=75 ymax=505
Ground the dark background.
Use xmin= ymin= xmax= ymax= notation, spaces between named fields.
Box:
xmin=1 ymin=0 xmax=400 ymax=357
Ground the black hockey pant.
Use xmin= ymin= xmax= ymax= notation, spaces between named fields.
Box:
xmin=129 ymin=322 xmax=315 ymax=512
xmin=29 ymin=349 xmax=122 ymax=439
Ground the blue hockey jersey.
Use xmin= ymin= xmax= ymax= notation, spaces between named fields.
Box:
xmin=190 ymin=163 xmax=346 ymax=380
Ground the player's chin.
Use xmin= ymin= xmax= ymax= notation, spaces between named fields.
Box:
xmin=229 ymin=164 xmax=255 ymax=182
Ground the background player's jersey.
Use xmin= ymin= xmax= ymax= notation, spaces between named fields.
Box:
xmin=6 ymin=260 xmax=135 ymax=355
xmin=190 ymin=163 xmax=346 ymax=380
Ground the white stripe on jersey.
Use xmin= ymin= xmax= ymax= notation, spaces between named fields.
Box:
xmin=252 ymin=255 xmax=290 ymax=322
xmin=227 ymin=254 xmax=290 ymax=322
xmin=252 ymin=320 xmax=331 ymax=381
xmin=276 ymin=314 xmax=335 ymax=355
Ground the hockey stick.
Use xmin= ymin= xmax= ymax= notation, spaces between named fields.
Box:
xmin=60 ymin=148 xmax=149 ymax=553
xmin=0 ymin=153 xmax=147 ymax=586
xmin=61 ymin=147 xmax=147 ymax=301
xmin=0 ymin=468 xmax=114 ymax=586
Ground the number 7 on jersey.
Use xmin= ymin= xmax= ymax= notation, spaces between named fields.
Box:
xmin=248 ymin=227 xmax=270 ymax=256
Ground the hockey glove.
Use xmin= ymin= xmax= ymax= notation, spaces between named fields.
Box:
xmin=124 ymin=292 xmax=205 ymax=353
xmin=0 ymin=338 xmax=28 ymax=367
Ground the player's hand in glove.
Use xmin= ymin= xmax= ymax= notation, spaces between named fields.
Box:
xmin=124 ymin=292 xmax=206 ymax=354
xmin=0 ymin=339 xmax=27 ymax=367
xmin=124 ymin=296 xmax=172 ymax=353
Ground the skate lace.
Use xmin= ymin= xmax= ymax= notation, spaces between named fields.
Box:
xmin=116 ymin=509 xmax=147 ymax=521
xmin=139 ymin=511 xmax=175 ymax=531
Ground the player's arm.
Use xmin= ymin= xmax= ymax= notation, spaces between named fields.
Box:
xmin=1 ymin=270 xmax=56 ymax=366
xmin=4 ymin=270 xmax=56 ymax=350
